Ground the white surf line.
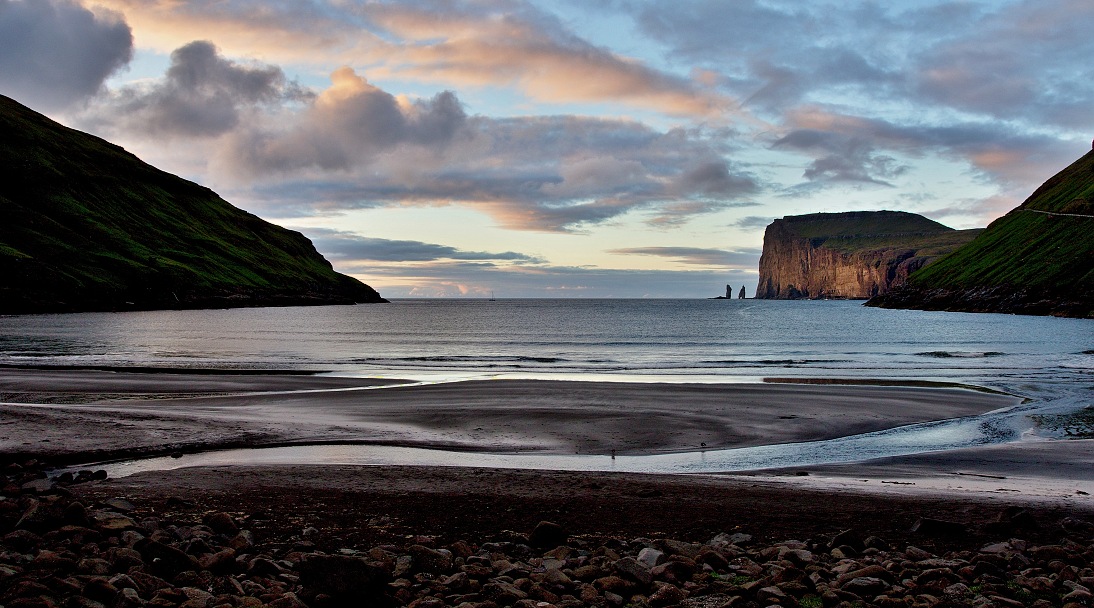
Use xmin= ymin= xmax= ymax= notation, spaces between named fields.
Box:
xmin=0 ymin=377 xmax=481 ymax=408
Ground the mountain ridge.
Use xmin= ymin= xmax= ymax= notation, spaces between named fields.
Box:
xmin=0 ymin=95 xmax=386 ymax=314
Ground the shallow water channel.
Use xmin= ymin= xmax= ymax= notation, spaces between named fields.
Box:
xmin=83 ymin=390 xmax=1065 ymax=479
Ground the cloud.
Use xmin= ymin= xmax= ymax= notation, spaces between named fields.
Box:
xmin=220 ymin=66 xmax=466 ymax=175
xmin=732 ymin=216 xmax=775 ymax=230
xmin=87 ymin=0 xmax=733 ymax=117
xmin=777 ymin=106 xmax=1078 ymax=189
xmin=636 ymin=0 xmax=1094 ymax=194
xmin=0 ymin=0 xmax=132 ymax=111
xmin=338 ymin=259 xmax=758 ymax=299
xmin=608 ymin=247 xmax=760 ymax=268
xmin=78 ymin=40 xmax=306 ymax=137
xmin=908 ymin=0 xmax=1094 ymax=129
xmin=365 ymin=1 xmax=729 ymax=117
xmin=191 ymin=72 xmax=757 ymax=232
xmin=302 ymin=228 xmax=542 ymax=263
xmin=772 ymin=128 xmax=906 ymax=187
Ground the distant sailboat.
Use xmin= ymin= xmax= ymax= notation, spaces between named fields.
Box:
xmin=489 ymin=291 xmax=496 ymax=301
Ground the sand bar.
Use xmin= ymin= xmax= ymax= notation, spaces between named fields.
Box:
xmin=0 ymin=368 xmax=1018 ymax=464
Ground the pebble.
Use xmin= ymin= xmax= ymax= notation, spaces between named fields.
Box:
xmin=2 ymin=463 xmax=1093 ymax=608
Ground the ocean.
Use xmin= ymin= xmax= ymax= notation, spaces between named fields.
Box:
xmin=5 ymin=299 xmax=1090 ymax=474
xmin=0 ymin=299 xmax=1088 ymax=390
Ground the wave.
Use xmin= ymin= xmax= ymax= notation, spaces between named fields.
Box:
xmin=352 ymin=355 xmax=571 ymax=365
xmin=915 ymin=351 xmax=1005 ymax=359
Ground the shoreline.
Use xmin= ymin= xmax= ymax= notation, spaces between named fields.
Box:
xmin=1 ymin=368 xmax=1020 ymax=465
xmin=3 ymin=366 xmax=1089 ymax=507
xmin=4 ymin=367 xmax=1094 ymax=607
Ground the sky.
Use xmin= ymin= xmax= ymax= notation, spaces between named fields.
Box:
xmin=1 ymin=0 xmax=1092 ymax=298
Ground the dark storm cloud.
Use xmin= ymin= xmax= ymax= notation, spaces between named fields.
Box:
xmin=80 ymin=40 xmax=307 ymax=137
xmin=0 ymin=0 xmax=133 ymax=111
xmin=304 ymin=228 xmax=541 ymax=263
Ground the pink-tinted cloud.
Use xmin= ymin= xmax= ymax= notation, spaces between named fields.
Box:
xmin=368 ymin=6 xmax=727 ymax=116
xmin=86 ymin=0 xmax=733 ymax=117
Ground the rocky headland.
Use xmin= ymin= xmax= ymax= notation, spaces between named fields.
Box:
xmin=0 ymin=95 xmax=385 ymax=314
xmin=754 ymin=211 xmax=979 ymax=300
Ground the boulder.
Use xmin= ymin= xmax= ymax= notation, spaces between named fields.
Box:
xmin=529 ymin=521 xmax=568 ymax=549
xmin=613 ymin=557 xmax=652 ymax=586
xmin=297 ymin=553 xmax=391 ymax=602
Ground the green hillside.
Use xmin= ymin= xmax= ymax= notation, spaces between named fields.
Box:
xmin=867 ymin=150 xmax=1094 ymax=318
xmin=0 ymin=95 xmax=385 ymax=314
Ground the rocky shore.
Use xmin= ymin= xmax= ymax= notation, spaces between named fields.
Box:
xmin=4 ymin=461 xmax=1094 ymax=608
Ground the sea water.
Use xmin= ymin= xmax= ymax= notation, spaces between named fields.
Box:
xmin=0 ymin=299 xmax=1088 ymax=388
xmin=3 ymin=299 xmax=1091 ymax=474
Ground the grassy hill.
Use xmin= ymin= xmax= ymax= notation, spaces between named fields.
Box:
xmin=0 ymin=95 xmax=385 ymax=314
xmin=867 ymin=150 xmax=1094 ymax=318
xmin=779 ymin=210 xmax=982 ymax=255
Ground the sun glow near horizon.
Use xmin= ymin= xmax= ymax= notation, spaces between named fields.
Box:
xmin=3 ymin=0 xmax=1091 ymax=297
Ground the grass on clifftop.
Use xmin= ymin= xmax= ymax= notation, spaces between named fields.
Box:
xmin=0 ymin=95 xmax=383 ymax=312
xmin=778 ymin=210 xmax=979 ymax=256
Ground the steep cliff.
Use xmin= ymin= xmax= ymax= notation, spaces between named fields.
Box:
xmin=867 ymin=150 xmax=1094 ymax=318
xmin=0 ymin=95 xmax=386 ymax=314
xmin=755 ymin=211 xmax=980 ymax=300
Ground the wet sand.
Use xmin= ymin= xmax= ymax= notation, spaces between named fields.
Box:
xmin=0 ymin=368 xmax=1017 ymax=463
xmin=4 ymin=367 xmax=1092 ymax=549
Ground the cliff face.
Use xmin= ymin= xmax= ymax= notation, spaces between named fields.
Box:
xmin=755 ymin=211 xmax=980 ymax=300
xmin=867 ymin=151 xmax=1094 ymax=318
xmin=0 ymin=95 xmax=386 ymax=314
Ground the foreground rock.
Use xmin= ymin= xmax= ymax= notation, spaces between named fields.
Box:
xmin=3 ymin=462 xmax=1093 ymax=608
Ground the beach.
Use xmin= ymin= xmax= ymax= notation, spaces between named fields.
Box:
xmin=2 ymin=367 xmax=1091 ymax=513
xmin=4 ymin=368 xmax=1094 ymax=607
xmin=1 ymin=368 xmax=1020 ymax=461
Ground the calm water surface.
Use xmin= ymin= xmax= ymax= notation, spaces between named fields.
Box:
xmin=3 ymin=299 xmax=1090 ymax=473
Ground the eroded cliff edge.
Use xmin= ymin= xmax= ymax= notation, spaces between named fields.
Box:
xmin=755 ymin=211 xmax=980 ymax=300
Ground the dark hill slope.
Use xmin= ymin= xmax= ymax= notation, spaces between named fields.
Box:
xmin=0 ymin=95 xmax=384 ymax=314
xmin=867 ymin=151 xmax=1094 ymax=318
xmin=755 ymin=210 xmax=981 ymax=299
